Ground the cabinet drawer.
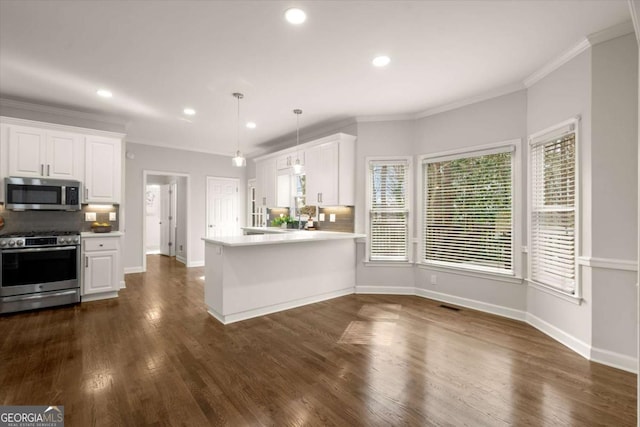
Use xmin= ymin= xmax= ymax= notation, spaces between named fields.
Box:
xmin=83 ymin=237 xmax=119 ymax=251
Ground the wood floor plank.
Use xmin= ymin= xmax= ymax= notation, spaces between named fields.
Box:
xmin=0 ymin=254 xmax=636 ymax=426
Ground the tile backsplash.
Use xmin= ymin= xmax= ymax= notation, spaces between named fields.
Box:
xmin=0 ymin=204 xmax=120 ymax=234
xmin=317 ymin=206 xmax=354 ymax=232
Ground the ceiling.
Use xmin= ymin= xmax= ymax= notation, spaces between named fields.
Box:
xmin=0 ymin=1 xmax=632 ymax=157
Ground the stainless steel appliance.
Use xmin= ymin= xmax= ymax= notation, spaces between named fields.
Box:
xmin=5 ymin=177 xmax=81 ymax=211
xmin=0 ymin=231 xmax=81 ymax=314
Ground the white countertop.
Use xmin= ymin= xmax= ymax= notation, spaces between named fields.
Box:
xmin=203 ymin=230 xmax=365 ymax=247
xmin=241 ymin=226 xmax=291 ymax=234
xmin=81 ymin=231 xmax=124 ymax=238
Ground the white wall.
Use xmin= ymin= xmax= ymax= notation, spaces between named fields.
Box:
xmin=590 ymin=33 xmax=638 ymax=362
xmin=145 ymin=185 xmax=161 ymax=252
xmin=124 ymin=142 xmax=245 ymax=270
xmin=526 ymin=48 xmax=594 ymax=351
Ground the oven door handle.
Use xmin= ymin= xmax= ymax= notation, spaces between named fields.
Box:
xmin=2 ymin=246 xmax=78 ymax=254
xmin=2 ymin=289 xmax=78 ymax=302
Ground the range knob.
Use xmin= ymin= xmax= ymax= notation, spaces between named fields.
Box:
xmin=72 ymin=237 xmax=80 ymax=244
xmin=59 ymin=238 xmax=67 ymax=244
xmin=0 ymin=240 xmax=6 ymax=247
xmin=16 ymin=240 xmax=24 ymax=247
xmin=8 ymin=240 xmax=15 ymax=247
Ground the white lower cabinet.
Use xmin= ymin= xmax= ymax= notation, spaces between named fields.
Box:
xmin=82 ymin=235 xmax=120 ymax=297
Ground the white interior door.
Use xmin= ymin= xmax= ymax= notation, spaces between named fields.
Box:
xmin=170 ymin=182 xmax=177 ymax=257
xmin=159 ymin=184 xmax=172 ymax=255
xmin=207 ymin=177 xmax=239 ymax=238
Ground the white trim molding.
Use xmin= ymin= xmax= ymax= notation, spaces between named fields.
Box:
xmin=526 ymin=312 xmax=592 ymax=360
xmin=524 ymin=21 xmax=634 ymax=88
xmin=124 ymin=266 xmax=144 ymax=274
xmin=416 ymin=288 xmax=527 ymax=322
xmin=591 ymin=346 xmax=638 ymax=374
xmin=577 ymin=256 xmax=638 ymax=272
xmin=188 ymin=260 xmax=204 ymax=268
xmin=355 ymin=285 xmax=416 ymax=295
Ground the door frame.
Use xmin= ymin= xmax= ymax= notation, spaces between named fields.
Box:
xmin=142 ymin=170 xmax=191 ymax=273
xmin=205 ymin=176 xmax=240 ymax=237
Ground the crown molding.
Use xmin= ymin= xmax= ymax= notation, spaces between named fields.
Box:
xmin=586 ymin=20 xmax=634 ymax=46
xmin=524 ymin=20 xmax=634 ymax=88
xmin=523 ymin=39 xmax=591 ymax=88
xmin=126 ymin=138 xmax=235 ymax=158
xmin=413 ymin=82 xmax=526 ymax=120
xmin=356 ymin=113 xmax=415 ymax=123
xmin=0 ymin=97 xmax=130 ymax=128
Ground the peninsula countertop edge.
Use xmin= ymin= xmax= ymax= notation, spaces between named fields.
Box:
xmin=202 ymin=230 xmax=366 ymax=247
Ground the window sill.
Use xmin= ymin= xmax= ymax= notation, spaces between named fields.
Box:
xmin=416 ymin=262 xmax=524 ymax=285
xmin=363 ymin=260 xmax=414 ymax=268
xmin=526 ymin=280 xmax=583 ymax=305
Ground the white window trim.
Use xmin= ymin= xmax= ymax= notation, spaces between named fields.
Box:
xmin=527 ymin=116 xmax=581 ymax=299
xmin=365 ymin=156 xmax=413 ymax=263
xmin=417 ymin=139 xmax=523 ymax=278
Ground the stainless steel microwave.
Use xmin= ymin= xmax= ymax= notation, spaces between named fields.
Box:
xmin=4 ymin=177 xmax=82 ymax=211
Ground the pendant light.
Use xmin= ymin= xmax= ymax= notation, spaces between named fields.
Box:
xmin=231 ymin=92 xmax=246 ymax=167
xmin=293 ymin=109 xmax=303 ymax=174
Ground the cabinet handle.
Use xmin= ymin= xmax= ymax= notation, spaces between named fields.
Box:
xmin=40 ymin=164 xmax=44 ymax=176
xmin=262 ymin=197 xmax=266 ymax=205
xmin=318 ymin=192 xmax=322 ymax=203
xmin=85 ymin=188 xmax=89 ymax=199
xmin=46 ymin=164 xmax=50 ymax=176
xmin=85 ymin=256 xmax=88 ymax=268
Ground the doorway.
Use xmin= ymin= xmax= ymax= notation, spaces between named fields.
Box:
xmin=142 ymin=170 xmax=191 ymax=273
xmin=206 ymin=177 xmax=240 ymax=237
xmin=145 ymin=181 xmax=177 ymax=256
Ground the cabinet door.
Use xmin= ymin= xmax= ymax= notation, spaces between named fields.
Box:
xmin=46 ymin=131 xmax=83 ymax=180
xmin=85 ymin=136 xmax=121 ymax=203
xmin=305 ymin=142 xmax=338 ymax=206
xmin=8 ymin=126 xmax=46 ymax=177
xmin=84 ymin=251 xmax=118 ymax=294
xmin=0 ymin=124 xmax=8 ymax=202
xmin=276 ymin=171 xmax=291 ymax=208
xmin=255 ymin=158 xmax=277 ymax=207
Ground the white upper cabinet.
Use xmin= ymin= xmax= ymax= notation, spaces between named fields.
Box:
xmin=255 ymin=157 xmax=276 ymax=207
xmin=254 ymin=133 xmax=355 ymax=209
xmin=84 ymin=135 xmax=122 ymax=203
xmin=7 ymin=125 xmax=83 ymax=180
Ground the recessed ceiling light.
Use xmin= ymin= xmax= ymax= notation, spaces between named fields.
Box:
xmin=372 ymin=56 xmax=391 ymax=67
xmin=96 ymin=89 xmax=113 ymax=98
xmin=285 ymin=8 xmax=306 ymax=25
xmin=183 ymin=108 xmax=196 ymax=116
xmin=246 ymin=122 xmax=256 ymax=129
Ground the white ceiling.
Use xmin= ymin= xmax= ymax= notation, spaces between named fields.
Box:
xmin=0 ymin=1 xmax=631 ymax=157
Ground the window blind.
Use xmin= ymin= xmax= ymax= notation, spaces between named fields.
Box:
xmin=369 ymin=161 xmax=409 ymax=261
xmin=530 ymin=132 xmax=576 ymax=293
xmin=423 ymin=149 xmax=513 ymax=274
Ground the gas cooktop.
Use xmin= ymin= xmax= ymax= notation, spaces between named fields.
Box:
xmin=0 ymin=231 xmax=81 ymax=248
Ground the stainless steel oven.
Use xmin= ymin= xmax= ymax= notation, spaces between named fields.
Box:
xmin=0 ymin=232 xmax=81 ymax=314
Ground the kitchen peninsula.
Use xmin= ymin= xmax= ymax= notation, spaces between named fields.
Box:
xmin=202 ymin=231 xmax=364 ymax=324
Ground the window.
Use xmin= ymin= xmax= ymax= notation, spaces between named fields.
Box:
xmin=529 ymin=122 xmax=577 ymax=294
xmin=368 ymin=159 xmax=410 ymax=261
xmin=422 ymin=146 xmax=514 ymax=274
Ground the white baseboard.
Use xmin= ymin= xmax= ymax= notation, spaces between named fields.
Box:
xmin=176 ymin=255 xmax=187 ymax=265
xmin=355 ymin=285 xmax=416 ymax=295
xmin=188 ymin=260 xmax=204 ymax=268
xmin=526 ymin=312 xmax=591 ymax=360
xmin=590 ymin=346 xmax=638 ymax=373
xmin=207 ymin=287 xmax=354 ymax=325
xmin=124 ymin=266 xmax=144 ymax=274
xmin=82 ymin=291 xmax=119 ymax=302
xmin=416 ymin=288 xmax=527 ymax=322
xmin=120 ymin=280 xmax=126 ymax=289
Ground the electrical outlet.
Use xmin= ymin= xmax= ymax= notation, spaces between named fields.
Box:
xmin=430 ymin=274 xmax=437 ymax=285
xmin=85 ymin=212 xmax=96 ymax=222
xmin=109 ymin=212 xmax=117 ymax=221
xmin=329 ymin=214 xmax=336 ymax=222
xmin=319 ymin=213 xmax=325 ymax=221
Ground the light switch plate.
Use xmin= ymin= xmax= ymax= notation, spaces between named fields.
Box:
xmin=85 ymin=212 xmax=96 ymax=221
xmin=329 ymin=213 xmax=336 ymax=222
xmin=109 ymin=212 xmax=117 ymax=221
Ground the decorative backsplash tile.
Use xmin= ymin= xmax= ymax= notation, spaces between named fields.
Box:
xmin=0 ymin=204 xmax=119 ymax=234
xmin=317 ymin=206 xmax=354 ymax=232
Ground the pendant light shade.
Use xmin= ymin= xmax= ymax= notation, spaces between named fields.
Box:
xmin=232 ymin=92 xmax=246 ymax=168
xmin=293 ymin=109 xmax=303 ymax=174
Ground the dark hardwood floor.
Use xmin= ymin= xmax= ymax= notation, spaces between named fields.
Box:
xmin=1 ymin=255 xmax=636 ymax=426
